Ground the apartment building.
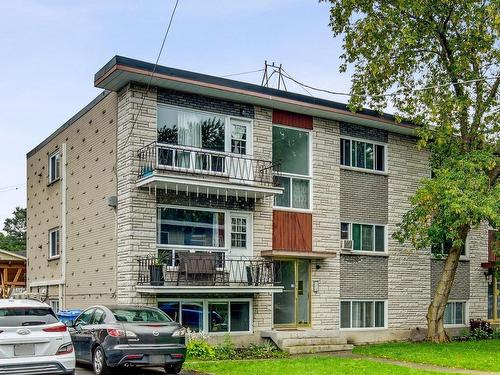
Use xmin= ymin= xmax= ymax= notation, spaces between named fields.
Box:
xmin=27 ymin=56 xmax=494 ymax=348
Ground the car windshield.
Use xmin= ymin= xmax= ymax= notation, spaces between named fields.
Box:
xmin=0 ymin=307 xmax=59 ymax=327
xmin=111 ymin=307 xmax=172 ymax=323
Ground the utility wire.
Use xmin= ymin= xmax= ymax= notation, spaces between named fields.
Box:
xmin=0 ymin=184 xmax=25 ymax=193
xmin=221 ymin=68 xmax=264 ymax=78
xmin=124 ymin=0 xmax=180 ymax=146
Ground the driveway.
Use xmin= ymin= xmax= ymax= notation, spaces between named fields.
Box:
xmin=76 ymin=365 xmax=198 ymax=374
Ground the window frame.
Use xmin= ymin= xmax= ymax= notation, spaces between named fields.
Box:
xmin=431 ymin=238 xmax=468 ymax=258
xmin=49 ymin=299 xmax=60 ymax=313
xmin=272 ymin=124 xmax=313 ymax=212
xmin=157 ymin=298 xmax=253 ymax=334
xmin=443 ymin=301 xmax=468 ymax=327
xmin=156 ymin=205 xmax=253 ymax=262
xmin=48 ymin=151 xmax=61 ymax=184
xmin=339 ymin=300 xmax=388 ymax=330
xmin=48 ymin=227 xmax=61 ymax=260
xmin=156 ymin=104 xmax=253 ymax=156
xmin=340 ymin=222 xmax=387 ymax=253
xmin=340 ymin=136 xmax=388 ymax=174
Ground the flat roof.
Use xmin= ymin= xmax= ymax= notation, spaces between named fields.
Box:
xmin=95 ymin=55 xmax=417 ymax=135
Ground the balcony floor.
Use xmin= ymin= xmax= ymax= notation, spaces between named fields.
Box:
xmin=137 ymin=171 xmax=283 ymax=199
xmin=136 ymin=285 xmax=284 ymax=294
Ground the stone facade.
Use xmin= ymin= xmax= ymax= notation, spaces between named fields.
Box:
xmin=340 ymin=254 xmax=389 ymax=299
xmin=431 ymin=260 xmax=470 ymax=300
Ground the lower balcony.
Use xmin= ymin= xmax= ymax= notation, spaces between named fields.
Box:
xmin=136 ymin=254 xmax=283 ymax=294
xmin=137 ymin=142 xmax=283 ymax=198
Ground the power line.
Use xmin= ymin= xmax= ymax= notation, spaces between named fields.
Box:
xmin=221 ymin=68 xmax=264 ymax=78
xmin=124 ymin=0 xmax=180 ymax=146
xmin=0 ymin=184 xmax=25 ymax=193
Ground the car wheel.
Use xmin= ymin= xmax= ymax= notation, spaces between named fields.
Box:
xmin=164 ymin=363 xmax=183 ymax=374
xmin=93 ymin=346 xmax=111 ymax=375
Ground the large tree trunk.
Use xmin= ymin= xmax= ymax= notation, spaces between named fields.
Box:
xmin=426 ymin=230 xmax=468 ymax=343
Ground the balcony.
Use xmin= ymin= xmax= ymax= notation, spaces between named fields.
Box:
xmin=136 ymin=254 xmax=283 ymax=294
xmin=137 ymin=142 xmax=283 ymax=198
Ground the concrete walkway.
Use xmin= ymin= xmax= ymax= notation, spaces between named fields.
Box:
xmin=333 ymin=352 xmax=499 ymax=375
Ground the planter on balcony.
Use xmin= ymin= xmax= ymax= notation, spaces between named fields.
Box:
xmin=149 ymin=264 xmax=164 ymax=286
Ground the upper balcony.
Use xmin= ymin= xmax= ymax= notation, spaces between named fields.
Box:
xmin=137 ymin=142 xmax=283 ymax=198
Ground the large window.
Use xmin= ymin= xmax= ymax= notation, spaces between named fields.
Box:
xmin=340 ymin=300 xmax=386 ymax=329
xmin=48 ymin=152 xmax=61 ymax=184
xmin=272 ymin=126 xmax=311 ymax=209
xmin=157 ymin=106 xmax=251 ymax=155
xmin=432 ymin=239 xmax=466 ymax=257
xmin=341 ymin=138 xmax=385 ymax=172
xmin=48 ymin=227 xmax=60 ymax=259
xmin=157 ymin=207 xmax=225 ymax=248
xmin=444 ymin=301 xmax=466 ymax=326
xmin=158 ymin=299 xmax=251 ymax=333
xmin=341 ymin=222 xmax=385 ymax=252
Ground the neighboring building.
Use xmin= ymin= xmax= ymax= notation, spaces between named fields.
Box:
xmin=0 ymin=249 xmax=26 ymax=298
xmin=27 ymin=56 xmax=490 ymax=349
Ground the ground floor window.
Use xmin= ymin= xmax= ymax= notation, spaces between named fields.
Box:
xmin=340 ymin=300 xmax=386 ymax=329
xmin=158 ymin=299 xmax=251 ymax=333
xmin=49 ymin=299 xmax=60 ymax=313
xmin=444 ymin=301 xmax=466 ymax=326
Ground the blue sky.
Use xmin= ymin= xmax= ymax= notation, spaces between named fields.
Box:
xmin=0 ymin=0 xmax=354 ymax=227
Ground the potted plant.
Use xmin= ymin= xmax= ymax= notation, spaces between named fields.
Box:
xmin=149 ymin=255 xmax=165 ymax=286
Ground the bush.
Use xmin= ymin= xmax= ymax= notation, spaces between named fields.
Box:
xmin=453 ymin=320 xmax=498 ymax=341
xmin=214 ymin=334 xmax=237 ymax=360
xmin=470 ymin=319 xmax=493 ymax=336
xmin=187 ymin=339 xmax=216 ymax=360
xmin=237 ymin=341 xmax=288 ymax=359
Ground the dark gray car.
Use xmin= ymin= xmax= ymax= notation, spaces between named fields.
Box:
xmin=68 ymin=305 xmax=186 ymax=375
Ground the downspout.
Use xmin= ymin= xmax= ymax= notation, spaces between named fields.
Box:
xmin=61 ymin=143 xmax=67 ymax=308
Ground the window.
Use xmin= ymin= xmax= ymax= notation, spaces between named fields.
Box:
xmin=48 ymin=152 xmax=61 ymax=183
xmin=340 ymin=300 xmax=386 ymax=329
xmin=0 ymin=307 xmax=59 ymax=327
xmin=340 ymin=138 xmax=385 ymax=172
xmin=432 ymin=239 xmax=466 ymax=257
xmin=157 ymin=207 xmax=225 ymax=248
xmin=158 ymin=300 xmax=251 ymax=333
xmin=231 ymin=121 xmax=247 ymax=155
xmin=75 ymin=308 xmax=95 ymax=328
xmin=49 ymin=299 xmax=60 ymax=313
xmin=341 ymin=223 xmax=385 ymax=252
xmin=91 ymin=309 xmax=106 ymax=325
xmin=444 ymin=301 xmax=466 ymax=326
xmin=48 ymin=228 xmax=60 ymax=259
xmin=273 ymin=126 xmax=311 ymax=209
xmin=231 ymin=217 xmax=247 ymax=248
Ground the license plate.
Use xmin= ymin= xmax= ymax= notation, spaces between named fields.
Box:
xmin=149 ymin=355 xmax=165 ymax=364
xmin=14 ymin=344 xmax=35 ymax=356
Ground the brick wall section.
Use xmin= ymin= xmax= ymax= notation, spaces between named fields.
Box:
xmin=340 ymin=255 xmax=388 ymax=299
xmin=468 ymin=224 xmax=489 ymax=319
xmin=157 ymin=88 xmax=254 ymax=118
xmin=430 ymin=260 xmax=470 ymax=300
xmin=340 ymin=122 xmax=388 ymax=143
xmin=340 ymin=169 xmax=388 ymax=225
xmin=251 ymin=106 xmax=274 ymax=331
xmin=116 ymin=83 xmax=158 ymax=305
xmin=387 ymin=133 xmax=431 ymax=329
xmin=311 ymin=116 xmax=341 ymax=330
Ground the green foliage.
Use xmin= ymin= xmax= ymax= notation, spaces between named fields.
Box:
xmin=237 ymin=342 xmax=288 ymax=359
xmin=214 ymin=334 xmax=237 ymax=360
xmin=0 ymin=207 xmax=26 ymax=251
xmin=186 ymin=339 xmax=216 ymax=360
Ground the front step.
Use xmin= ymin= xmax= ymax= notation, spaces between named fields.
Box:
xmin=286 ymin=344 xmax=354 ymax=355
xmin=261 ymin=330 xmax=353 ymax=354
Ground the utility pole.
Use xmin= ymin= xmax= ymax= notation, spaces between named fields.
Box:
xmin=261 ymin=61 xmax=287 ymax=91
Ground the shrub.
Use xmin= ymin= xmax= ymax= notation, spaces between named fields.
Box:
xmin=214 ymin=334 xmax=237 ymax=360
xmin=236 ymin=341 xmax=289 ymax=359
xmin=491 ymin=329 xmax=500 ymax=339
xmin=187 ymin=339 xmax=216 ymax=360
xmin=469 ymin=319 xmax=493 ymax=336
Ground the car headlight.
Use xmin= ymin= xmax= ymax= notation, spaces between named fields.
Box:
xmin=172 ymin=327 xmax=186 ymax=337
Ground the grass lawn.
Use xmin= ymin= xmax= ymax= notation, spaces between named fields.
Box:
xmin=354 ymin=339 xmax=500 ymax=372
xmin=184 ymin=356 xmax=440 ymax=375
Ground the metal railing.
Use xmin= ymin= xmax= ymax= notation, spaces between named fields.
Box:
xmin=137 ymin=142 xmax=280 ymax=187
xmin=137 ymin=254 xmax=280 ymax=287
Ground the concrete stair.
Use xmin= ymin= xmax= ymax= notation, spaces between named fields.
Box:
xmin=261 ymin=330 xmax=353 ymax=354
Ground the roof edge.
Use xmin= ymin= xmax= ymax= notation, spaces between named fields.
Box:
xmin=27 ymin=91 xmax=111 ymax=158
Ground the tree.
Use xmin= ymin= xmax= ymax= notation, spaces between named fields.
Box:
xmin=323 ymin=0 xmax=500 ymax=342
xmin=1 ymin=207 xmax=26 ymax=251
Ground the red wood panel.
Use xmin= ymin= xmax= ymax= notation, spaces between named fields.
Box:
xmin=272 ymin=109 xmax=313 ymax=130
xmin=489 ymin=230 xmax=500 ymax=262
xmin=273 ymin=210 xmax=312 ymax=252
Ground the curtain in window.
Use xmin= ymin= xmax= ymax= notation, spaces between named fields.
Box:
xmin=178 ymin=112 xmax=202 ymax=148
xmin=292 ymin=179 xmax=309 ymax=209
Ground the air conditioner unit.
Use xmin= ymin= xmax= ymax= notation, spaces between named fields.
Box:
xmin=341 ymin=239 xmax=353 ymax=251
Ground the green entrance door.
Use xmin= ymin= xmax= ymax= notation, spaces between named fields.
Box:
xmin=273 ymin=259 xmax=311 ymax=327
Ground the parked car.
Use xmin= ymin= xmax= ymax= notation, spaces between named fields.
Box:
xmin=68 ymin=305 xmax=186 ymax=375
xmin=0 ymin=298 xmax=76 ymax=374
